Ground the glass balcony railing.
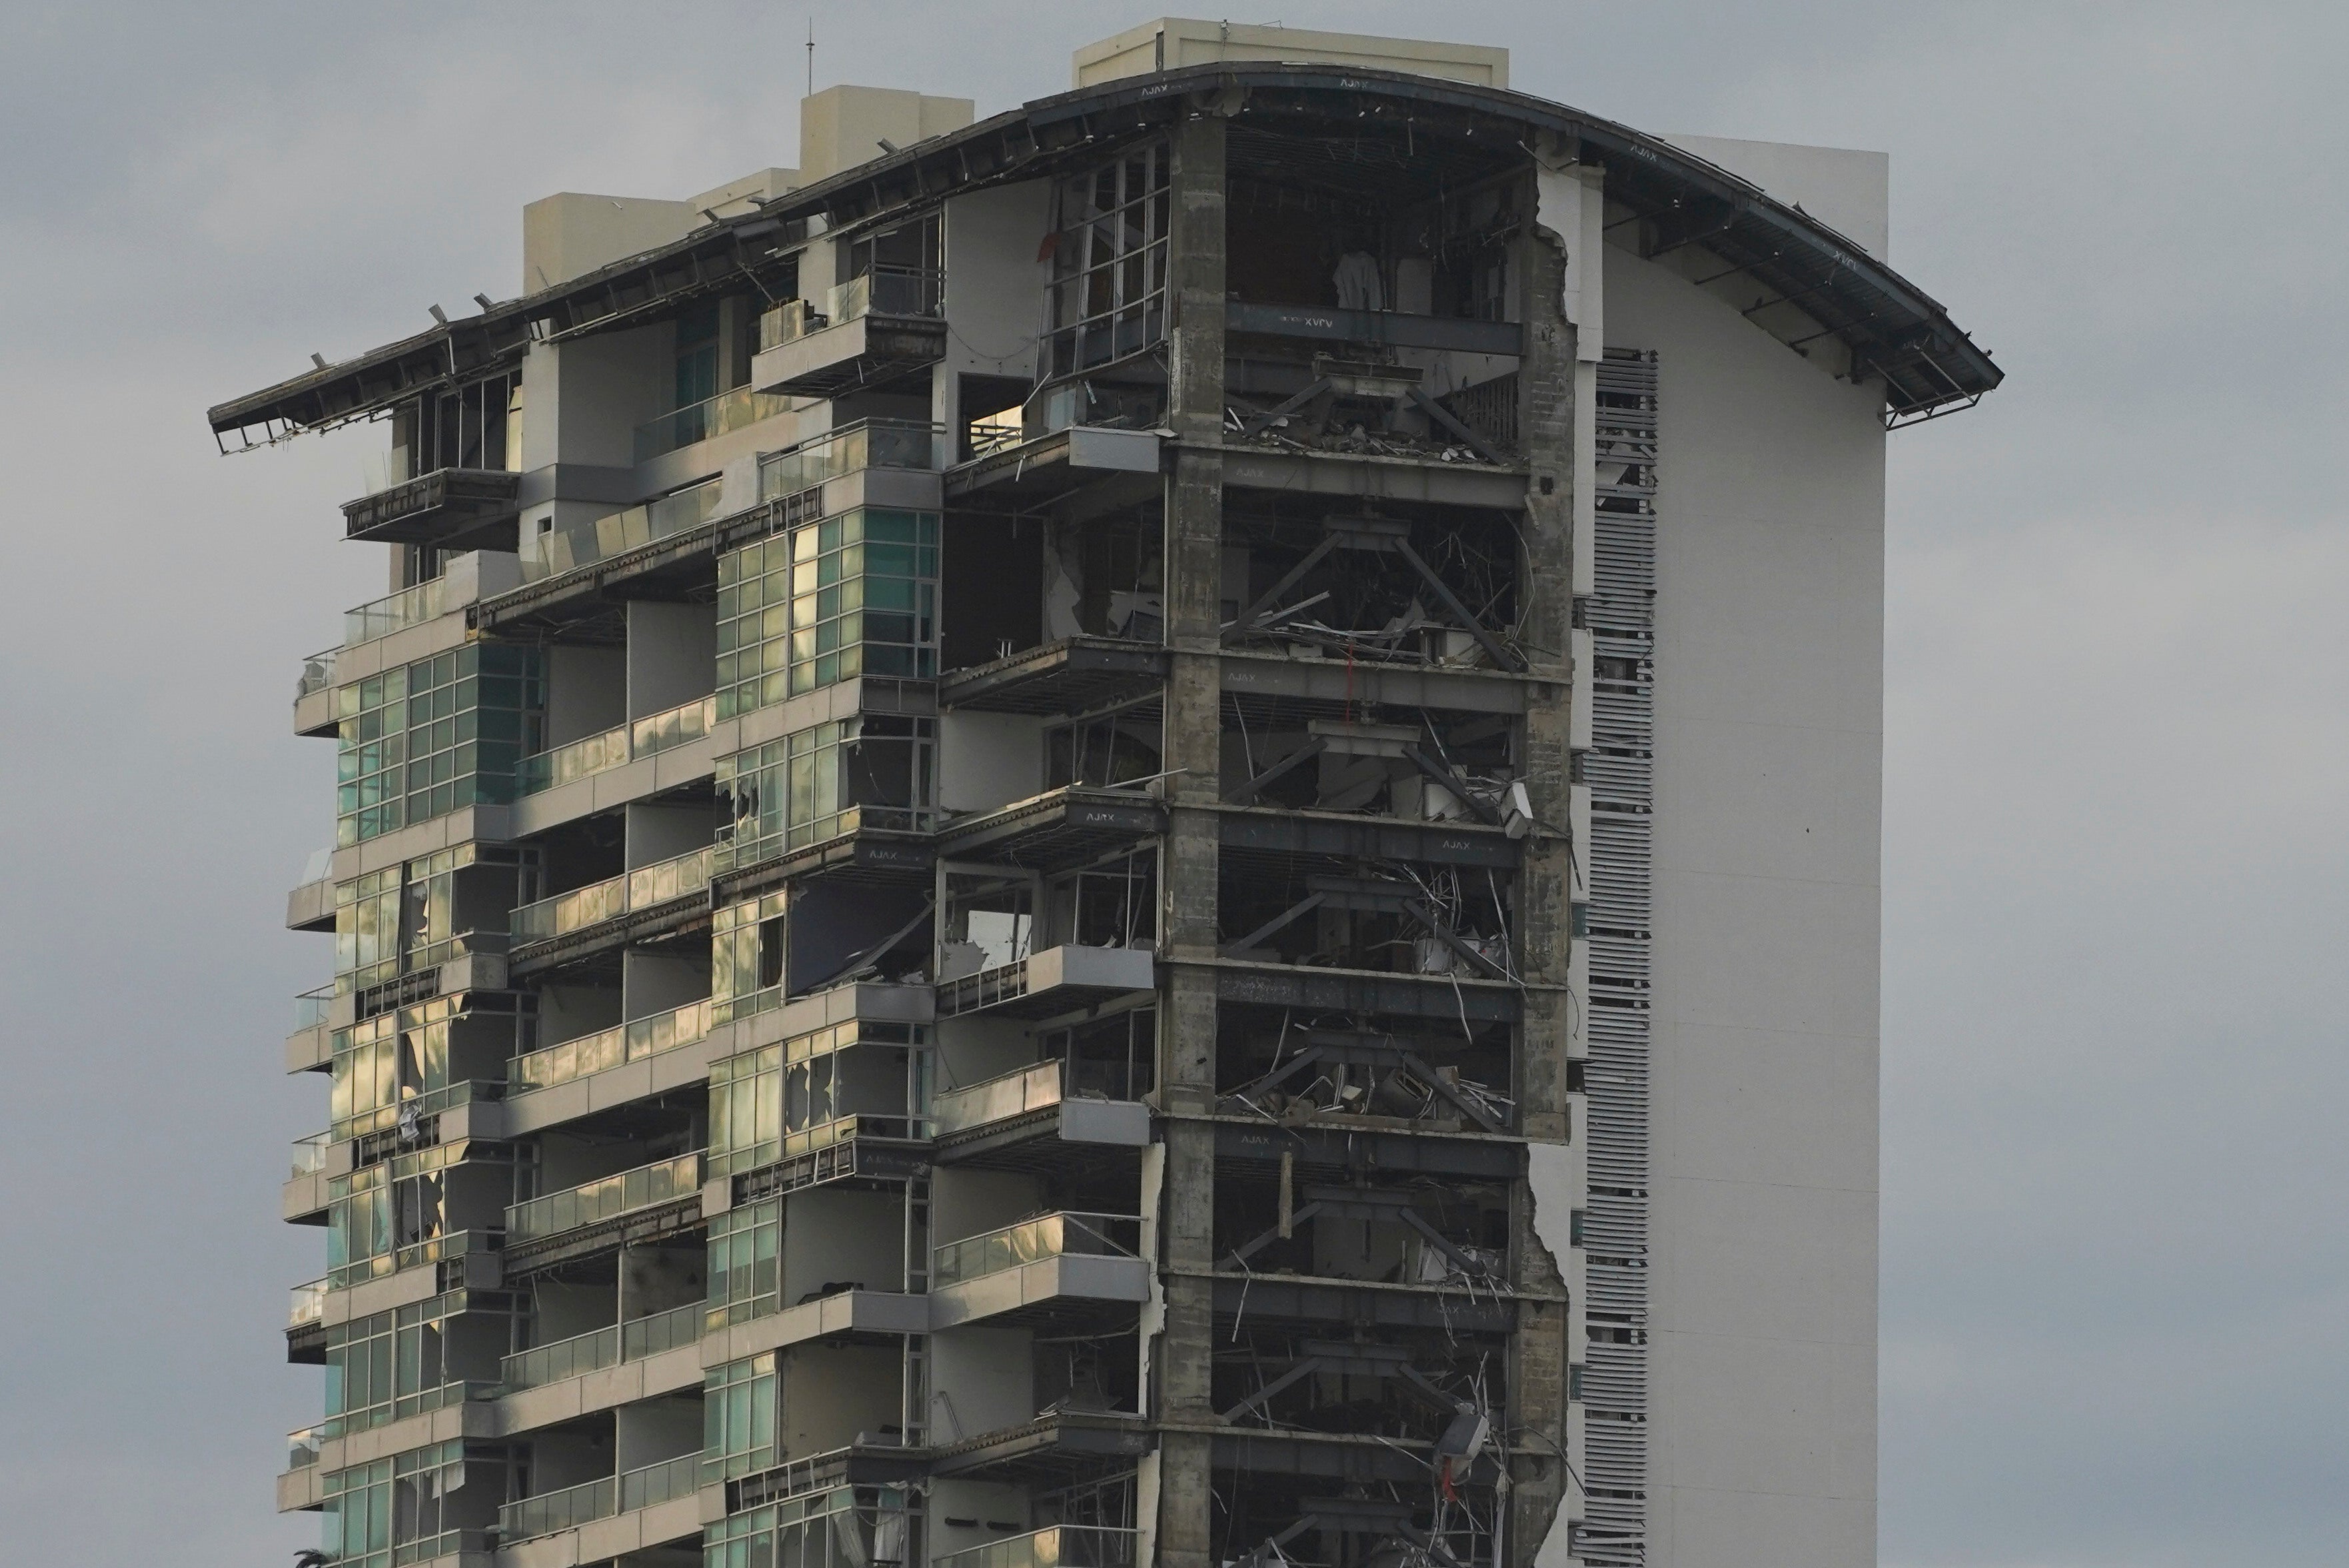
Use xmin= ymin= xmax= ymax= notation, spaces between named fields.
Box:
xmin=333 ymin=931 xmax=507 ymax=999
xmin=345 ymin=576 xmax=446 ymax=646
xmin=505 ymin=1323 xmax=618 ymax=1389
xmin=832 ymin=267 xmax=944 ymax=325
xmin=510 ymin=998 xmax=714 ymax=1095
xmin=757 ymin=269 xmax=946 ymax=353
xmin=506 ymin=1152 xmax=704 ymax=1242
xmin=936 ymin=1526 xmax=1141 ymax=1568
xmin=621 ymin=1299 xmax=702 ymax=1359
xmin=514 ymin=694 xmax=717 ymax=795
xmin=329 ymin=1227 xmax=500 ymax=1290
xmin=630 ymin=692 xmax=718 ymax=756
xmin=758 ymin=418 xmax=942 ymax=502
xmin=510 ymin=844 xmax=715 ymax=943
xmin=635 ymin=385 xmax=794 ymax=464
xmin=932 ymin=1211 xmax=1142 ymax=1287
xmin=712 ymin=804 xmax=939 ymax=884
xmin=932 ymin=1061 xmax=1064 ymax=1136
xmin=333 ymin=930 xmax=508 ymax=999
xmin=708 ymin=1112 xmax=933 ymax=1178
xmin=501 ymin=1301 xmax=700 ymax=1391
xmin=296 ymin=648 xmax=339 ymax=701
xmin=518 ymin=724 xmax=629 ymax=793
xmin=759 ymin=299 xmax=813 ymax=352
xmin=291 ymin=1133 xmax=332 ymax=1178
xmin=498 ymin=1452 xmax=701 ymax=1543
xmin=521 ymin=479 xmax=722 ymax=582
xmin=288 ymin=1425 xmax=323 ymax=1470
xmin=333 ymin=1079 xmax=500 ymax=1144
xmin=289 ymin=1277 xmax=329 ymax=1330
xmin=293 ymin=986 xmax=335 ymax=1032
xmin=322 ymin=1379 xmax=496 ymax=1440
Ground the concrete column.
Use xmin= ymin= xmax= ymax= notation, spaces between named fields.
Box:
xmin=1506 ymin=203 xmax=1579 ymax=1567
xmin=1153 ymin=106 xmax=1228 ymax=1568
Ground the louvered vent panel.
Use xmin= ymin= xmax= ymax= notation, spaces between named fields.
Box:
xmin=1580 ymin=750 xmax=1651 ymax=802
xmin=1576 ymin=348 xmax=1657 ymax=1568
xmin=1584 ymin=812 xmax=1651 ymax=932
xmin=1584 ymin=1343 xmax=1649 ymax=1409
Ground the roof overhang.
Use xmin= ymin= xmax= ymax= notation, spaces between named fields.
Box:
xmin=211 ymin=62 xmax=1997 ymax=446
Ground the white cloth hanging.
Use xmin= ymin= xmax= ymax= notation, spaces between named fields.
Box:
xmin=1332 ymin=251 xmax=1383 ymax=311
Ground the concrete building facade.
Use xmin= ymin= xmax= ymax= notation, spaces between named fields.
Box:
xmin=219 ymin=22 xmax=1996 ymax=1568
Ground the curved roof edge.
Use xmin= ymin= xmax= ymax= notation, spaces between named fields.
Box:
xmin=211 ymin=61 xmax=1998 ymax=444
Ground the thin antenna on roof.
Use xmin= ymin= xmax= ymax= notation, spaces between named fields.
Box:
xmin=806 ymin=18 xmax=814 ymax=98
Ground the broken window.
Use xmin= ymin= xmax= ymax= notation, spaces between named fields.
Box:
xmin=843 ymin=211 xmax=944 ymax=319
xmin=1041 ymin=1006 xmax=1157 ymax=1102
xmin=708 ymin=1021 xmax=931 ymax=1176
xmin=383 ymin=371 xmax=523 ymax=487
xmin=716 ymin=714 xmax=938 ymax=869
xmin=1042 ymin=504 xmax=1164 ymax=644
xmin=1043 ymin=139 xmax=1171 ymax=379
xmin=331 ymin=992 xmax=536 ymax=1140
xmin=1046 ymin=700 xmax=1164 ymax=788
xmin=938 ymin=848 xmax=1158 ymax=983
xmin=710 ymin=891 xmax=788 ymax=1022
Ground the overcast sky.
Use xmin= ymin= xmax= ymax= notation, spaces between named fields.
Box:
xmin=1 ymin=3 xmax=2344 ymax=1564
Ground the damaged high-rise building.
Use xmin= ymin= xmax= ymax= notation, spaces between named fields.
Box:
xmin=223 ymin=19 xmax=1998 ymax=1568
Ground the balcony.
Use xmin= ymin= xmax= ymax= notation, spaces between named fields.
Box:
xmin=334 ymin=929 xmax=509 ymax=999
xmin=513 ymin=694 xmax=716 ymax=801
xmin=932 ymin=1061 xmax=1066 ymax=1138
xmin=292 ymin=984 xmax=335 ymax=1032
xmin=938 ymin=1525 xmax=1140 ymax=1568
xmin=713 ymin=802 xmax=940 ymax=892
xmin=508 ymin=997 xmax=713 ymax=1096
xmin=945 ymin=419 xmax=1163 ymax=512
xmin=635 ymin=384 xmax=794 ymax=464
xmin=938 ymin=786 xmax=1166 ymax=870
xmin=322 ymin=1377 xmax=498 ymax=1441
xmin=758 ymin=418 xmax=943 ymax=506
xmin=752 ymin=269 xmax=948 ymax=400
xmin=287 ymin=1425 xmax=323 ymax=1470
xmin=497 ymin=1451 xmax=700 ymax=1545
xmin=506 ymin=852 xmax=712 ymax=981
xmin=329 ymin=1225 xmax=500 ymax=1290
xmin=712 ymin=1112 xmax=934 ymax=1186
xmin=939 ymin=636 xmax=1168 ymax=718
xmin=930 ymin=1060 xmax=1150 ymax=1175
xmin=333 ymin=1079 xmax=500 ymax=1144
xmin=506 ymin=1152 xmax=704 ymax=1245
xmin=520 ymin=478 xmax=722 ymax=583
xmin=935 ymin=945 xmax=1155 ymax=1020
xmin=295 ymin=648 xmax=338 ymax=700
xmin=930 ymin=1211 xmax=1148 ymax=1330
xmin=344 ymin=576 xmax=446 ymax=646
xmin=289 ymin=1277 xmax=328 ymax=1331
xmin=341 ymin=466 xmax=522 ymax=548
xmin=500 ymin=1300 xmax=700 ymax=1391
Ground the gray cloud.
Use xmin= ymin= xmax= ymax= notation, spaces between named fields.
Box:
xmin=3 ymin=3 xmax=2342 ymax=1562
